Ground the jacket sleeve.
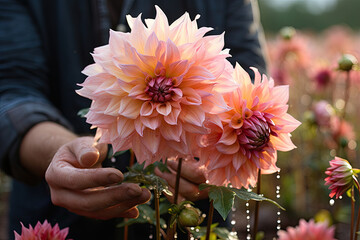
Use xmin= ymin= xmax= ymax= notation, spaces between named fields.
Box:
xmin=224 ymin=0 xmax=268 ymax=76
xmin=0 ymin=0 xmax=72 ymax=183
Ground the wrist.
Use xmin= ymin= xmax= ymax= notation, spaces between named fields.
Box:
xmin=19 ymin=121 xmax=78 ymax=178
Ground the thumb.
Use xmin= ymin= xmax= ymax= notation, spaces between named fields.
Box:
xmin=70 ymin=137 xmax=108 ymax=168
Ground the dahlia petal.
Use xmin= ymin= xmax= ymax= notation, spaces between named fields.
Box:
xmin=180 ymin=105 xmax=205 ymax=126
xmin=272 ymin=113 xmax=302 ymax=133
xmin=266 ymin=105 xmax=289 ymax=117
xmin=229 ymin=113 xmax=243 ymax=129
xmin=271 ymin=133 xmax=296 ymax=151
xmin=218 ymin=125 xmax=238 ymax=145
xmin=109 ymin=30 xmax=128 ymax=54
xmin=140 ymin=101 xmax=155 ymax=116
xmin=232 ymin=152 xmax=246 ymax=171
xmin=118 ymin=98 xmax=142 ymax=119
xmin=209 ymin=154 xmax=233 ymax=170
xmin=128 ymin=15 xmax=148 ymax=53
xmin=272 ymin=85 xmax=289 ymax=104
xmin=104 ymin=97 xmax=121 ymax=116
xmin=215 ymin=142 xmax=239 ymax=155
xmin=142 ymin=129 xmax=161 ymax=154
xmin=202 ymin=94 xmax=231 ymax=114
xmin=152 ymin=5 xmax=170 ymax=41
xmin=85 ymin=111 xmax=115 ymax=126
xmin=182 ymin=122 xmax=210 ymax=134
xmin=156 ymin=102 xmax=172 ymax=116
xmin=164 ymin=106 xmax=181 ymax=125
xmin=82 ymin=63 xmax=104 ymax=76
xmin=181 ymin=87 xmax=202 ymax=105
xmin=167 ymin=59 xmax=189 ymax=79
xmin=233 ymin=63 xmax=252 ymax=85
xmin=140 ymin=116 xmax=161 ymax=130
xmin=160 ymin=123 xmax=182 ymax=142
xmin=116 ymin=64 xmax=146 ymax=81
xmin=183 ymin=65 xmax=215 ymax=83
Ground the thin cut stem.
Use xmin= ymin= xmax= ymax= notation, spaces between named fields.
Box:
xmin=174 ymin=158 xmax=183 ymax=204
xmin=253 ymin=169 xmax=262 ymax=239
xmin=205 ymin=200 xmax=214 ymax=240
xmin=342 ymin=71 xmax=351 ymax=120
xmin=124 ymin=149 xmax=135 ymax=240
xmin=155 ymin=188 xmax=161 ymax=240
xmin=354 ymin=178 xmax=360 ymax=240
xmin=166 ymin=158 xmax=183 ymax=240
xmin=351 ymin=186 xmax=355 ymax=240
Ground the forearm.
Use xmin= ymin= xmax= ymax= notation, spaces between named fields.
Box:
xmin=19 ymin=121 xmax=78 ymax=178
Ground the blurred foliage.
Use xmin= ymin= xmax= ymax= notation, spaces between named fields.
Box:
xmin=259 ymin=0 xmax=360 ymax=32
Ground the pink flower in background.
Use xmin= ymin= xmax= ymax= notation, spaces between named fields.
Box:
xmin=76 ymin=6 xmax=234 ymax=165
xmin=312 ymin=100 xmax=335 ymax=129
xmin=330 ymin=117 xmax=355 ymax=144
xmin=14 ymin=220 xmax=70 ymax=240
xmin=277 ymin=219 xmax=336 ymax=240
xmin=313 ymin=67 xmax=333 ymax=90
xmin=325 ymin=157 xmax=357 ymax=199
xmin=197 ymin=64 xmax=301 ymax=188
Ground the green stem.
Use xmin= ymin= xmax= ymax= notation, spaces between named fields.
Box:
xmin=253 ymin=170 xmax=262 ymax=239
xmin=351 ymin=186 xmax=355 ymax=240
xmin=205 ymin=200 xmax=214 ymax=240
xmin=124 ymin=149 xmax=135 ymax=240
xmin=354 ymin=177 xmax=360 ymax=240
xmin=166 ymin=158 xmax=183 ymax=240
xmin=155 ymin=188 xmax=161 ymax=240
xmin=174 ymin=158 xmax=183 ymax=205
xmin=342 ymin=71 xmax=351 ymax=120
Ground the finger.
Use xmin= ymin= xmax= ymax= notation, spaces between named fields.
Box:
xmin=166 ymin=159 xmax=206 ymax=185
xmin=71 ymin=205 xmax=140 ymax=220
xmin=68 ymin=137 xmax=103 ymax=168
xmin=155 ymin=168 xmax=206 ymax=202
xmin=50 ymin=183 xmax=151 ymax=213
xmin=46 ymin=163 xmax=124 ymax=190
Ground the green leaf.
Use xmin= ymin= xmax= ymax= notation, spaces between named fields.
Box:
xmin=213 ymin=227 xmax=239 ymax=240
xmin=201 ymin=184 xmax=235 ymax=220
xmin=199 ymin=184 xmax=285 ymax=220
xmin=189 ymin=223 xmax=239 ymax=240
xmin=231 ymin=188 xmax=285 ymax=210
xmin=123 ymin=163 xmax=172 ymax=196
xmin=77 ymin=108 xmax=89 ymax=118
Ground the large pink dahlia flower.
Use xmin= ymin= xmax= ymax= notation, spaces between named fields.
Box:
xmin=14 ymin=220 xmax=70 ymax=240
xmin=277 ymin=219 xmax=336 ymax=240
xmin=198 ymin=64 xmax=301 ymax=189
xmin=76 ymin=6 xmax=234 ymax=165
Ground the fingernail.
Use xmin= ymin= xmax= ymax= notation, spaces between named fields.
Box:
xmin=108 ymin=173 xmax=122 ymax=184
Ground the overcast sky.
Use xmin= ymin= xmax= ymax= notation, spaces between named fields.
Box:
xmin=267 ymin=0 xmax=338 ymax=13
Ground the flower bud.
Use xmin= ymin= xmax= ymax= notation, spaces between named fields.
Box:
xmin=325 ymin=157 xmax=357 ymax=199
xmin=338 ymin=54 xmax=358 ymax=71
xmin=280 ymin=26 xmax=296 ymax=40
xmin=178 ymin=206 xmax=203 ymax=227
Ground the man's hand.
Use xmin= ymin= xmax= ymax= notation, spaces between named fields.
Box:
xmin=45 ymin=137 xmax=151 ymax=220
xmin=155 ymin=158 xmax=208 ymax=203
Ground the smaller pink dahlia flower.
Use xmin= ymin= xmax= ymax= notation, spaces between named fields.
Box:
xmin=277 ymin=219 xmax=336 ymax=240
xmin=14 ymin=220 xmax=70 ymax=240
xmin=325 ymin=157 xmax=358 ymax=199
xmin=197 ymin=64 xmax=301 ymax=189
